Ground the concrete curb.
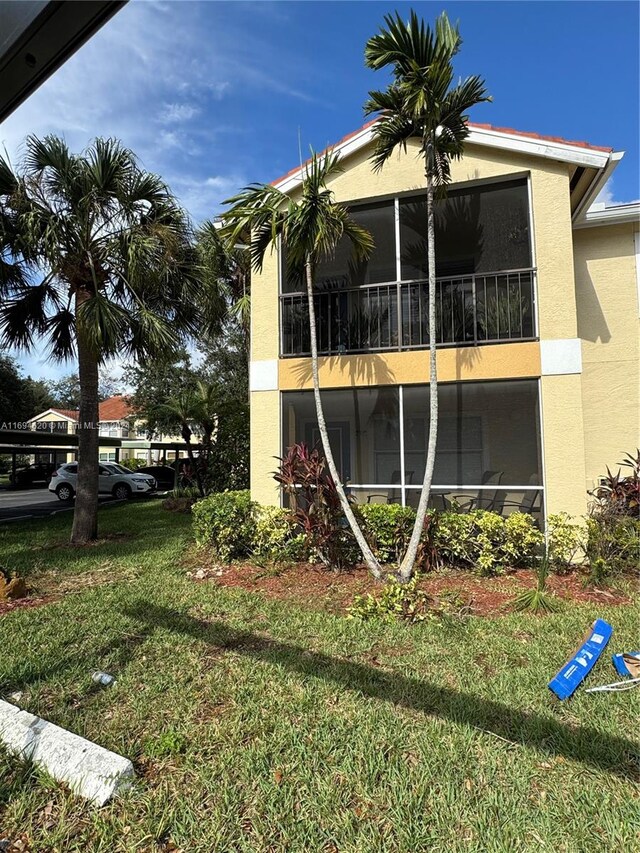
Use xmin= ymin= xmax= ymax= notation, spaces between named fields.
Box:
xmin=0 ymin=700 xmax=134 ymax=805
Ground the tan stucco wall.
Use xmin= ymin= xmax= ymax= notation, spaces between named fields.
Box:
xmin=250 ymin=389 xmax=281 ymax=505
xmin=279 ymin=341 xmax=541 ymax=390
xmin=250 ymin=136 xmax=601 ymax=512
xmin=574 ymin=222 xmax=640 ymax=492
xmin=540 ymin=373 xmax=588 ymax=518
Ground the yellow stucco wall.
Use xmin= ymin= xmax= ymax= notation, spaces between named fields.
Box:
xmin=250 ymin=135 xmax=615 ymax=514
xmin=250 ymin=389 xmax=281 ymax=505
xmin=279 ymin=342 xmax=541 ymax=390
xmin=574 ymin=222 xmax=640 ymax=492
xmin=540 ymin=373 xmax=588 ymax=518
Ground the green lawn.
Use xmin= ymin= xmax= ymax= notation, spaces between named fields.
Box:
xmin=0 ymin=503 xmax=638 ymax=852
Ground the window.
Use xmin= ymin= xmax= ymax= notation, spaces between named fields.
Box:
xmin=282 ymin=387 xmax=400 ymax=486
xmin=282 ymin=200 xmax=396 ymax=294
xmin=99 ymin=452 xmax=117 ymax=462
xmin=99 ymin=422 xmax=120 ymax=437
xmin=400 ymin=179 xmax=531 ymax=280
xmin=280 ymin=178 xmax=535 ymax=357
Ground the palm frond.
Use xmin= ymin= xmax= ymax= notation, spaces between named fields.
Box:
xmin=364 ymin=10 xmax=490 ymax=186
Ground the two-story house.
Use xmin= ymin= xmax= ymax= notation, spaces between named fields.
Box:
xmin=249 ymin=121 xmax=639 ymax=524
xmin=29 ymin=395 xmax=133 ymax=462
xmin=28 ymin=395 xmax=188 ymax=465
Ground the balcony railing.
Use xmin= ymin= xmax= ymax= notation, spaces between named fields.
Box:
xmin=281 ymin=268 xmax=536 ymax=357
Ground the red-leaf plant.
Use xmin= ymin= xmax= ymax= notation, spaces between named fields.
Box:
xmin=274 ymin=443 xmax=355 ymax=570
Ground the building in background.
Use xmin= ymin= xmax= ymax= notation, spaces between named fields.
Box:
xmin=27 ymin=395 xmax=186 ymax=464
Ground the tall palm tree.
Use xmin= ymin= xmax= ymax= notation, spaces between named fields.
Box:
xmin=223 ymin=151 xmax=383 ymax=579
xmin=365 ymin=10 xmax=491 ymax=579
xmin=0 ymin=136 xmax=211 ymax=544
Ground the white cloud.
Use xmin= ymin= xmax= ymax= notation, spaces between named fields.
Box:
xmin=169 ymin=173 xmax=248 ymax=222
xmin=0 ymin=1 xmax=311 ymax=220
xmin=594 ymin=178 xmax=615 ymax=207
xmin=159 ymin=102 xmax=201 ymax=123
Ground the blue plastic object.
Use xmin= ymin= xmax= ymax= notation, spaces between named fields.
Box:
xmin=548 ymin=619 xmax=613 ymax=700
xmin=612 ymin=651 xmax=640 ymax=677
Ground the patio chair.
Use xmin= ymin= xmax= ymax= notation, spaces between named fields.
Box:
xmin=366 ymin=469 xmax=413 ymax=504
xmin=501 ymin=475 xmax=541 ymax=520
xmin=453 ymin=470 xmax=504 ymax=512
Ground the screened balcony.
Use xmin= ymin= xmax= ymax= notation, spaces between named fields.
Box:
xmin=281 ymin=380 xmax=544 ymax=520
xmin=281 ymin=178 xmax=537 ymax=357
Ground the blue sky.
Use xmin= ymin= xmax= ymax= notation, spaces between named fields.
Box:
xmin=2 ymin=0 xmax=638 ymax=379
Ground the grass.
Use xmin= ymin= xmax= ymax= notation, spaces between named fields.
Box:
xmin=0 ymin=503 xmax=639 ymax=852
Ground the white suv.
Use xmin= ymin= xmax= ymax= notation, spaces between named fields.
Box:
xmin=49 ymin=462 xmax=156 ymax=501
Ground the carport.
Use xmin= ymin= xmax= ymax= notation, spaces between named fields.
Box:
xmin=0 ymin=430 xmax=121 ymax=486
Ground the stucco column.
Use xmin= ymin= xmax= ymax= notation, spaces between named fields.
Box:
xmin=250 ymin=248 xmax=281 ymax=506
xmin=532 ymin=165 xmax=588 ymax=519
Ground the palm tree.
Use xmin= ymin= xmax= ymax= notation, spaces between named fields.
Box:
xmin=223 ymin=151 xmax=384 ymax=579
xmin=365 ymin=10 xmax=491 ymax=579
xmin=0 ymin=136 xmax=210 ymax=544
xmin=162 ymin=389 xmax=206 ymax=497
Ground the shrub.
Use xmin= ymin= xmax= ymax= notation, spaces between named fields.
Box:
xmin=357 ymin=503 xmax=417 ymax=565
xmin=503 ymin=512 xmax=545 ymax=566
xmin=274 ymin=443 xmax=355 ymax=570
xmin=120 ymin=457 xmax=148 ymax=471
xmin=547 ymin=512 xmax=584 ymax=569
xmin=252 ymin=505 xmax=306 ymax=563
xmin=588 ymin=449 xmax=640 ymax=518
xmin=434 ymin=510 xmax=542 ymax=575
xmin=348 ymin=575 xmax=434 ymax=623
xmin=585 ymin=514 xmax=640 ymax=582
xmin=192 ymin=490 xmax=255 ymax=561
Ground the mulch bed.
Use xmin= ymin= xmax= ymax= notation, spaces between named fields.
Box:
xmin=187 ymin=558 xmax=631 ymax=618
xmin=0 ymin=595 xmax=58 ymax=617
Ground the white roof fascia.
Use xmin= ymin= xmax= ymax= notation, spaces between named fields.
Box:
xmin=574 ymin=201 xmax=640 ymax=230
xmin=273 ymin=123 xmax=612 ymax=194
xmin=572 ymin=151 xmax=624 ymax=224
xmin=466 ymin=126 xmax=611 ymax=169
xmin=27 ymin=408 xmax=77 ymax=423
xmin=274 ymin=125 xmax=376 ymax=194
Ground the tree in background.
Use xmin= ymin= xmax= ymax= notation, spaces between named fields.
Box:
xmin=0 ymin=136 xmax=219 ymax=543
xmin=47 ymin=370 xmax=121 ymax=410
xmin=123 ymin=349 xmax=194 ymax=440
xmin=0 ymin=355 xmax=55 ymax=425
xmin=365 ymin=10 xmax=490 ymax=579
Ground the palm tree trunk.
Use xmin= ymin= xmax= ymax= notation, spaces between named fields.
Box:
xmin=399 ymin=172 xmax=438 ymax=579
xmin=71 ymin=305 xmax=100 ymax=545
xmin=304 ymin=258 xmax=383 ymax=579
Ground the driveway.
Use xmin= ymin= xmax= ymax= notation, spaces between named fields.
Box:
xmin=0 ymin=489 xmax=118 ymax=522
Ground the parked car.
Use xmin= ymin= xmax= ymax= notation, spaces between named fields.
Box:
xmin=133 ymin=465 xmax=177 ymax=491
xmin=9 ymin=462 xmax=56 ymax=488
xmin=49 ymin=463 xmax=156 ymax=501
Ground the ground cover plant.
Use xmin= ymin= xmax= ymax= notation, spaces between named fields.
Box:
xmin=0 ymin=502 xmax=638 ymax=852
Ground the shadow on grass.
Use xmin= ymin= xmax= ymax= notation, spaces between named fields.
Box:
xmin=122 ymin=601 xmax=639 ymax=780
xmin=0 ymin=627 xmax=154 ymax=696
xmin=0 ymin=504 xmax=191 ymax=579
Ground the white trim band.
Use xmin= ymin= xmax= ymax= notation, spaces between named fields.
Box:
xmin=540 ymin=338 xmax=583 ymax=376
xmin=250 ymin=359 xmax=278 ymax=392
